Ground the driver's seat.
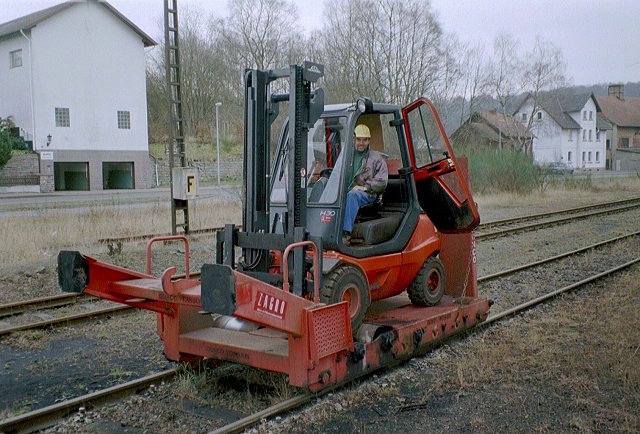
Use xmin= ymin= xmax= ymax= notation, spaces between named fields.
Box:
xmin=308 ymin=176 xmax=328 ymax=202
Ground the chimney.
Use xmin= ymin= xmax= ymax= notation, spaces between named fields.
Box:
xmin=608 ymin=84 xmax=624 ymax=100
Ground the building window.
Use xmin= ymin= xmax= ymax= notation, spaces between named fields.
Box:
xmin=588 ymin=151 xmax=592 ymax=162
xmin=521 ymin=113 xmax=527 ymax=122
xmin=596 ymin=152 xmax=599 ymax=162
xmin=583 ymin=111 xmax=587 ymax=120
xmin=589 ymin=111 xmax=593 ymax=121
xmin=55 ymin=107 xmax=70 ymax=127
xmin=588 ymin=130 xmax=592 ymax=141
xmin=582 ymin=151 xmax=586 ymax=162
xmin=568 ymin=151 xmax=572 ymax=162
xmin=117 ymin=111 xmax=131 ymax=129
xmin=537 ymin=112 xmax=542 ymax=120
xmin=582 ymin=130 xmax=586 ymax=140
xmin=621 ymin=138 xmax=630 ymax=148
xmin=596 ymin=130 xmax=600 ymax=141
xmin=9 ymin=49 xmax=22 ymax=68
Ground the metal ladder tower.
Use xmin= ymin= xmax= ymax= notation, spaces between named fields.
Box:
xmin=164 ymin=0 xmax=189 ymax=234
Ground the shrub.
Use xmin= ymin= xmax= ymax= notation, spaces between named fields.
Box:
xmin=0 ymin=117 xmax=27 ymax=167
xmin=0 ymin=133 xmax=11 ymax=168
xmin=464 ymin=148 xmax=545 ymax=195
xmin=9 ymin=135 xmax=27 ymax=151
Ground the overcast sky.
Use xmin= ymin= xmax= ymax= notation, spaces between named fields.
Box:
xmin=2 ymin=0 xmax=638 ymax=87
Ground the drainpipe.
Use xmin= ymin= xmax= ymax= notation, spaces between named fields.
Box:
xmin=20 ymin=29 xmax=36 ymax=150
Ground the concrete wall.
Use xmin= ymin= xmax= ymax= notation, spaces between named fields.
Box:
xmin=615 ymin=149 xmax=640 ymax=171
xmin=0 ymin=34 xmax=32 ymax=141
xmin=30 ymin=2 xmax=149 ymax=153
xmin=52 ymin=149 xmax=151 ymax=189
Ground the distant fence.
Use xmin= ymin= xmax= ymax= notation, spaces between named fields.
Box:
xmin=150 ymin=157 xmax=243 ymax=186
xmin=0 ymin=174 xmax=40 ymax=186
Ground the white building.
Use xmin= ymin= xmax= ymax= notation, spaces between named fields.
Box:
xmin=0 ymin=0 xmax=156 ymax=191
xmin=513 ymin=93 xmax=609 ymax=171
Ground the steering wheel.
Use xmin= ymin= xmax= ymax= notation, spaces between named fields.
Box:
xmin=319 ymin=168 xmax=333 ymax=178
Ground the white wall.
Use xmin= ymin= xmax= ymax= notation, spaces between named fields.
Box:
xmin=0 ymin=34 xmax=33 ymax=140
xmin=566 ymin=99 xmax=605 ymax=169
xmin=516 ymin=100 xmax=561 ymax=164
xmin=30 ymin=1 xmax=149 ymax=152
xmin=516 ymin=96 xmax=606 ymax=170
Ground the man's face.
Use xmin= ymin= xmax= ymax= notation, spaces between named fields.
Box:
xmin=355 ymin=136 xmax=370 ymax=152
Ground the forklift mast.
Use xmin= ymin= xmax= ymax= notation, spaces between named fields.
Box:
xmin=216 ymin=62 xmax=324 ymax=294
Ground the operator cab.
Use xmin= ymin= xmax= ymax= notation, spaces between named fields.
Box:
xmin=269 ymin=97 xmax=479 ymax=258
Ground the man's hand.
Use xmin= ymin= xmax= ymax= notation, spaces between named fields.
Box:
xmin=352 ymin=185 xmax=367 ymax=192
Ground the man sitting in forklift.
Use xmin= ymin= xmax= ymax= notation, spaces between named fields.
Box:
xmin=342 ymin=124 xmax=388 ymax=246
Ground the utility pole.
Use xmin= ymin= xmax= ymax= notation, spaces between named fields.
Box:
xmin=164 ymin=0 xmax=189 ymax=234
xmin=215 ymin=102 xmax=222 ymax=184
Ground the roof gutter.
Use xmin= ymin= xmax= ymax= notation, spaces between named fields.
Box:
xmin=20 ymin=28 xmax=37 ymax=150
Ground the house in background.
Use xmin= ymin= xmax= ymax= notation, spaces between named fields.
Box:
xmin=596 ymin=84 xmax=640 ymax=171
xmin=0 ymin=0 xmax=156 ymax=191
xmin=513 ymin=93 xmax=609 ymax=171
xmin=451 ymin=111 xmax=532 ymax=154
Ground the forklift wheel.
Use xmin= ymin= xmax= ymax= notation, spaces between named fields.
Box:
xmin=408 ymin=257 xmax=445 ymax=306
xmin=321 ymin=265 xmax=370 ymax=332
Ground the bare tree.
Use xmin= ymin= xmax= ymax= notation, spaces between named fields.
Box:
xmin=487 ymin=33 xmax=522 ymax=116
xmin=218 ymin=0 xmax=302 ymax=70
xmin=321 ymin=0 xmax=444 ymax=105
xmin=146 ymin=49 xmax=168 ymax=144
xmin=483 ymin=33 xmax=568 ymax=154
xmin=457 ymin=41 xmax=489 ymax=126
xmin=430 ymin=35 xmax=465 ymax=129
xmin=519 ymin=36 xmax=569 ymax=121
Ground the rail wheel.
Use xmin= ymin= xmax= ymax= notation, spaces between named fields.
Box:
xmin=408 ymin=256 xmax=445 ymax=306
xmin=321 ymin=265 xmax=370 ymax=331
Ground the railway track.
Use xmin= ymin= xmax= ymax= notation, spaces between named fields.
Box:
xmin=0 ymin=293 xmax=89 ymax=319
xmin=2 ymin=229 xmax=638 ymax=433
xmin=212 ymin=257 xmax=640 ymax=433
xmin=0 ymin=370 xmax=178 ymax=433
xmin=475 ymin=199 xmax=640 ymax=239
xmin=3 ymin=228 xmax=639 ymax=338
xmin=96 ymin=197 xmax=640 ymax=247
xmin=477 ymin=196 xmax=640 ymax=229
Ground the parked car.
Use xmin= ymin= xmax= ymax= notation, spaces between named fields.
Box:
xmin=547 ymin=161 xmax=574 ymax=174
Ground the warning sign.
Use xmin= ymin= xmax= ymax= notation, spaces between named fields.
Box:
xmin=172 ymin=167 xmax=199 ymax=200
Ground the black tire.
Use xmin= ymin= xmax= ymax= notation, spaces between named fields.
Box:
xmin=408 ymin=257 xmax=445 ymax=306
xmin=320 ymin=265 xmax=370 ymax=331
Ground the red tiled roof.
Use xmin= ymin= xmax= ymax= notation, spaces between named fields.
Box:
xmin=477 ymin=111 xmax=532 ymax=139
xmin=596 ymin=95 xmax=640 ymax=128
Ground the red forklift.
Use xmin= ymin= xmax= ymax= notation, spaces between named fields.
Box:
xmin=59 ymin=62 xmax=489 ymax=390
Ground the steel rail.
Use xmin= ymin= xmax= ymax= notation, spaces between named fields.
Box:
xmin=475 ymin=202 xmax=640 ymax=240
xmin=208 ymin=393 xmax=318 ymax=434
xmin=208 ymin=257 xmax=640 ymax=434
xmin=0 ymin=293 xmax=90 ymax=319
xmin=94 ymin=198 xmax=640 ymax=247
xmin=0 ymin=369 xmax=178 ymax=433
xmin=485 ymin=257 xmax=640 ymax=323
xmin=6 ymin=231 xmax=638 ymax=337
xmin=98 ymin=225 xmax=231 ymax=245
xmin=478 ymin=230 xmax=640 ymax=282
xmin=0 ymin=305 xmax=131 ymax=336
xmin=477 ymin=196 xmax=640 ymax=229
